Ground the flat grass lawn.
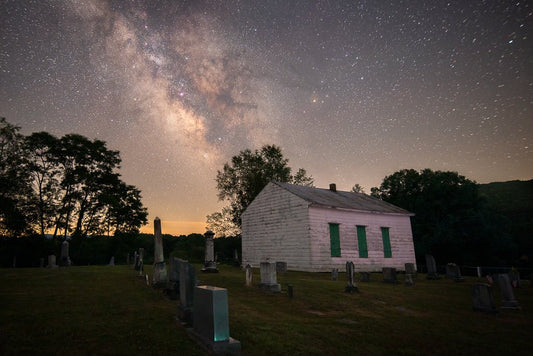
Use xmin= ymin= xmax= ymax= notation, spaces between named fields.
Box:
xmin=1 ymin=265 xmax=532 ymax=355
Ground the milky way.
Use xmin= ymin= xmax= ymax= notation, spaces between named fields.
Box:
xmin=1 ymin=0 xmax=531 ymax=234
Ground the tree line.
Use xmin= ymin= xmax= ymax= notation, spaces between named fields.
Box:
xmin=0 ymin=118 xmax=148 ymax=238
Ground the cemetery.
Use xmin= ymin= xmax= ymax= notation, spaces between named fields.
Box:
xmin=1 ymin=262 xmax=532 ymax=355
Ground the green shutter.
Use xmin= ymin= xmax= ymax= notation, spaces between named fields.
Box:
xmin=329 ymin=223 xmax=341 ymax=257
xmin=382 ymin=227 xmax=392 ymax=258
xmin=357 ymin=225 xmax=368 ymax=258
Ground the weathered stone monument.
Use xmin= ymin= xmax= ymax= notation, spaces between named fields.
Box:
xmin=245 ymin=264 xmax=253 ymax=287
xmin=360 ymin=272 xmax=371 ymax=282
xmin=382 ymin=267 xmax=398 ymax=284
xmin=405 ymin=273 xmax=415 ymax=286
xmin=39 ymin=258 xmax=45 ymax=268
xmin=178 ymin=260 xmax=197 ymax=324
xmin=405 ymin=263 xmax=416 ymax=278
xmin=132 ymin=251 xmax=138 ymax=269
xmin=331 ymin=268 xmax=339 ymax=281
xmin=445 ymin=263 xmax=464 ymax=282
xmin=108 ymin=256 xmax=115 ymax=266
xmin=47 ymin=255 xmax=57 ymax=268
xmin=167 ymin=257 xmax=181 ymax=300
xmin=152 ymin=217 xmax=167 ymax=287
xmin=258 ymin=262 xmax=281 ymax=292
xmin=276 ymin=261 xmax=288 ymax=274
xmin=497 ymin=274 xmax=520 ymax=309
xmin=202 ymin=230 xmax=218 ymax=273
xmin=472 ymin=283 xmax=497 ymax=313
xmin=137 ymin=248 xmax=144 ymax=276
xmin=425 ymin=254 xmax=440 ymax=280
xmin=59 ymin=240 xmax=71 ymax=266
xmin=188 ymin=286 xmax=241 ymax=355
xmin=345 ymin=261 xmax=358 ymax=293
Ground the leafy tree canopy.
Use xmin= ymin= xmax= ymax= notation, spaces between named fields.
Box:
xmin=214 ymin=144 xmax=313 ymax=230
xmin=371 ymin=168 xmax=514 ymax=265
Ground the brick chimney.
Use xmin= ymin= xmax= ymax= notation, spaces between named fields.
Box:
xmin=329 ymin=183 xmax=337 ymax=192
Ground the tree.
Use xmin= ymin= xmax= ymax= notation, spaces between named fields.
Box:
xmin=371 ymin=169 xmax=514 ymax=265
xmin=215 ymin=144 xmax=313 ymax=228
xmin=0 ymin=118 xmax=33 ymax=235
xmin=206 ymin=207 xmax=240 ymax=237
xmin=350 ymin=183 xmax=365 ymax=194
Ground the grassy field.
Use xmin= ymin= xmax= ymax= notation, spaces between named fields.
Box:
xmin=1 ymin=265 xmax=532 ymax=355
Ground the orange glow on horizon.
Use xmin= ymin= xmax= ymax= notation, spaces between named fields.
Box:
xmin=140 ymin=220 xmax=207 ymax=236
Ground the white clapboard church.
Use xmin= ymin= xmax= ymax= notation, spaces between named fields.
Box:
xmin=241 ymin=182 xmax=416 ymax=272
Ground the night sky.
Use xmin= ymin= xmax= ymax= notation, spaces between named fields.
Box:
xmin=1 ymin=0 xmax=531 ymax=235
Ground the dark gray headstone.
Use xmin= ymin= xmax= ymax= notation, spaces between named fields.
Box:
xmin=445 ymin=263 xmax=464 ymax=282
xmin=259 ymin=262 xmax=281 ymax=292
xmin=167 ymin=257 xmax=181 ymax=300
xmin=276 ymin=261 xmax=288 ymax=274
xmin=178 ymin=260 xmax=197 ymax=324
xmin=425 ymin=254 xmax=440 ymax=280
xmin=108 ymin=256 xmax=115 ymax=266
xmin=472 ymin=283 xmax=497 ymax=313
xmin=360 ymin=272 xmax=371 ymax=282
xmin=405 ymin=273 xmax=415 ymax=286
xmin=39 ymin=258 xmax=45 ymax=268
xmin=188 ymin=286 xmax=241 ymax=355
xmin=382 ymin=267 xmax=398 ymax=284
xmin=497 ymin=274 xmax=520 ymax=309
xmin=404 ymin=263 xmax=416 ymax=277
xmin=331 ymin=268 xmax=338 ymax=281
xmin=345 ymin=261 xmax=358 ymax=293
xmin=47 ymin=254 xmax=57 ymax=268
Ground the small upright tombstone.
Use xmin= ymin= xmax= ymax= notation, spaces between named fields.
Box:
xmin=47 ymin=255 xmax=57 ymax=268
xmin=331 ymin=268 xmax=339 ymax=281
xmin=178 ymin=260 xmax=197 ymax=325
xmin=258 ymin=262 xmax=281 ymax=292
xmin=446 ymin=263 xmax=464 ymax=282
xmin=472 ymin=283 xmax=497 ymax=313
xmin=360 ymin=272 xmax=371 ymax=282
xmin=425 ymin=254 xmax=440 ymax=280
xmin=405 ymin=263 xmax=416 ymax=278
xmin=108 ymin=256 xmax=115 ymax=266
xmin=497 ymin=274 xmax=520 ymax=309
xmin=276 ymin=261 xmax=288 ymax=274
xmin=405 ymin=273 xmax=415 ymax=286
xmin=138 ymin=248 xmax=144 ymax=276
xmin=167 ymin=257 xmax=181 ymax=300
xmin=245 ymin=264 xmax=253 ymax=287
xmin=202 ymin=230 xmax=218 ymax=273
xmin=382 ymin=267 xmax=398 ymax=284
xmin=345 ymin=261 xmax=358 ymax=293
xmin=59 ymin=240 xmax=71 ymax=267
xmin=132 ymin=251 xmax=138 ymax=270
xmin=152 ymin=217 xmax=168 ymax=288
xmin=39 ymin=258 xmax=45 ymax=268
xmin=188 ymin=286 xmax=241 ymax=355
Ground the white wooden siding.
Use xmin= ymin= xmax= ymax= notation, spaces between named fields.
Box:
xmin=242 ymin=183 xmax=312 ymax=270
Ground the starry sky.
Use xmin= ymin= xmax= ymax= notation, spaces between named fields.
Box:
xmin=1 ymin=0 xmax=531 ymax=235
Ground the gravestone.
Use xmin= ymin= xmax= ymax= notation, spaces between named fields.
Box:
xmin=331 ymin=268 xmax=338 ymax=281
xmin=445 ymin=263 xmax=464 ymax=282
xmin=188 ymin=286 xmax=241 ymax=355
xmin=133 ymin=251 xmax=138 ymax=270
xmin=47 ymin=255 xmax=57 ymax=268
xmin=59 ymin=240 xmax=71 ymax=267
xmin=497 ymin=274 xmax=520 ymax=309
xmin=152 ymin=217 xmax=168 ymax=287
xmin=508 ymin=270 xmax=520 ymax=288
xmin=425 ymin=254 xmax=440 ymax=280
xmin=476 ymin=266 xmax=482 ymax=278
xmin=178 ymin=260 xmax=197 ymax=324
xmin=382 ymin=267 xmax=398 ymax=284
xmin=167 ymin=257 xmax=181 ymax=300
xmin=108 ymin=256 xmax=115 ymax=266
xmin=202 ymin=230 xmax=218 ymax=273
xmin=40 ymin=258 xmax=45 ymax=268
xmin=259 ymin=262 xmax=281 ymax=292
xmin=276 ymin=261 xmax=288 ymax=274
xmin=345 ymin=261 xmax=358 ymax=293
xmin=233 ymin=249 xmax=240 ymax=266
xmin=405 ymin=273 xmax=415 ymax=286
xmin=404 ymin=263 xmax=416 ymax=278
xmin=472 ymin=283 xmax=497 ymax=313
xmin=137 ymin=248 xmax=145 ymax=276
xmin=245 ymin=264 xmax=253 ymax=287
xmin=360 ymin=272 xmax=371 ymax=282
